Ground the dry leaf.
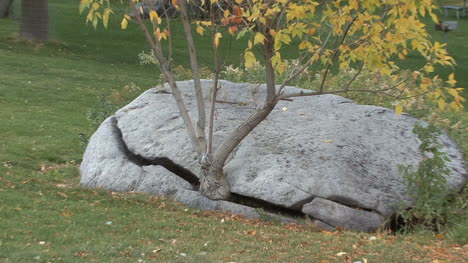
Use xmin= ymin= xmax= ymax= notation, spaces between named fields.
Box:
xmin=61 ymin=210 xmax=74 ymax=217
xmin=247 ymin=230 xmax=257 ymax=235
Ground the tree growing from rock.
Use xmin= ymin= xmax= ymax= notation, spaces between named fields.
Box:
xmin=80 ymin=0 xmax=464 ymax=200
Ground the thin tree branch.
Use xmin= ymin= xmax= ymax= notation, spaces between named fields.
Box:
xmin=344 ymin=61 xmax=364 ymax=92
xmin=130 ymin=0 xmax=200 ymax=154
xmin=277 ymin=59 xmax=313 ymax=95
xmin=179 ymin=0 xmax=207 ymax=156
xmin=220 ymin=34 xmax=233 ymax=71
xmin=162 ymin=3 xmax=173 ymax=69
xmin=319 ymin=13 xmax=359 ymax=93
xmin=208 ymin=2 xmax=222 ymax=156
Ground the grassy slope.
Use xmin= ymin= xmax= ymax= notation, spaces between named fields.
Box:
xmin=0 ymin=0 xmax=467 ymax=262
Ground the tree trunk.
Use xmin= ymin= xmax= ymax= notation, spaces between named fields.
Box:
xmin=199 ymin=32 xmax=279 ymax=200
xmin=20 ymin=0 xmax=48 ymax=40
xmin=200 ymin=160 xmax=231 ymax=200
xmin=0 ymin=0 xmax=15 ymax=18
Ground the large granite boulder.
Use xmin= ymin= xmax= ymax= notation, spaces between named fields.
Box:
xmin=80 ymin=80 xmax=467 ymax=232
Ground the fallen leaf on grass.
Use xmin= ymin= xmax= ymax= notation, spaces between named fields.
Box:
xmin=61 ymin=210 xmax=74 ymax=217
xmin=247 ymin=230 xmax=257 ymax=235
xmin=75 ymin=251 xmax=92 ymax=257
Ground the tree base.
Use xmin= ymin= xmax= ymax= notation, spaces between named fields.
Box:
xmin=199 ymin=165 xmax=231 ymax=200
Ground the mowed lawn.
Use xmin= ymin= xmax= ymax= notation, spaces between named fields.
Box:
xmin=0 ymin=0 xmax=467 ymax=262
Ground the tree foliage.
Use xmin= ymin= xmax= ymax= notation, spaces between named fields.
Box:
xmin=80 ymin=0 xmax=464 ymax=200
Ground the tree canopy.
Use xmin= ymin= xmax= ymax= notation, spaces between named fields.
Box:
xmin=80 ymin=0 xmax=464 ymax=199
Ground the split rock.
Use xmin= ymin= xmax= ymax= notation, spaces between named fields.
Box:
xmin=80 ymin=80 xmax=467 ymax=232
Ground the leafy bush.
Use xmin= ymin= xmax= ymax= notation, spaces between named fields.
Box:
xmin=80 ymin=83 xmax=142 ymax=146
xmin=87 ymin=83 xmax=142 ymax=129
xmin=390 ymin=123 xmax=466 ymax=238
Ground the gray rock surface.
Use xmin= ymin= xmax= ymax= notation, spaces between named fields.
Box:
xmin=302 ymin=198 xmax=385 ymax=232
xmin=80 ymin=80 xmax=467 ymax=232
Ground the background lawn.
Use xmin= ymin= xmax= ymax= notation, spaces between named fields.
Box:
xmin=0 ymin=0 xmax=467 ymax=262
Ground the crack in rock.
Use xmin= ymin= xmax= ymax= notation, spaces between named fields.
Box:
xmin=110 ymin=116 xmax=387 ymax=232
xmin=111 ymin=117 xmax=200 ymax=188
xmin=325 ymin=194 xmax=383 ymax=216
xmin=302 ymin=197 xmax=385 ymax=232
xmin=229 ymin=193 xmax=305 ymax=218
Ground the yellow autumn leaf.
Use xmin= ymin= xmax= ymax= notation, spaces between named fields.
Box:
xmin=150 ymin=10 xmax=159 ymax=23
xmin=430 ymin=12 xmax=439 ymax=24
xmin=395 ymin=105 xmax=403 ymax=116
xmin=307 ymin=27 xmax=316 ymax=35
xmin=423 ymin=65 xmax=434 ymax=73
xmin=244 ymin=51 xmax=256 ymax=68
xmin=438 ymin=98 xmax=446 ymax=110
xmin=196 ymin=25 xmax=205 ymax=35
xmin=446 ymin=73 xmax=457 ymax=85
xmin=448 ymin=89 xmax=458 ymax=98
xmin=214 ymin=32 xmax=222 ymax=48
xmin=103 ymin=12 xmax=109 ymax=28
xmin=121 ymin=18 xmax=128 ymax=30
xmin=269 ymin=29 xmax=277 ymax=37
xmin=254 ymin=32 xmax=266 ymax=45
xmin=299 ymin=41 xmax=307 ymax=50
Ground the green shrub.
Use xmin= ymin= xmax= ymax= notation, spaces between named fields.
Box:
xmin=392 ymin=123 xmax=466 ymax=236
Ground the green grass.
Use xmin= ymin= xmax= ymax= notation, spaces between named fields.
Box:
xmin=0 ymin=0 xmax=467 ymax=262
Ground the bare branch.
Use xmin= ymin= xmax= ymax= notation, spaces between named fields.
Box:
xmin=263 ymin=33 xmax=277 ymax=103
xmin=343 ymin=61 xmax=364 ymax=92
xmin=129 ymin=0 xmax=200 ymax=154
xmin=179 ymin=0 xmax=207 ymax=156
xmin=220 ymin=34 xmax=233 ymax=71
xmin=278 ymin=77 xmax=423 ymax=101
xmin=319 ymin=13 xmax=359 ymax=93
xmin=208 ymin=2 xmax=222 ymax=156
xmin=162 ymin=3 xmax=173 ymax=69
